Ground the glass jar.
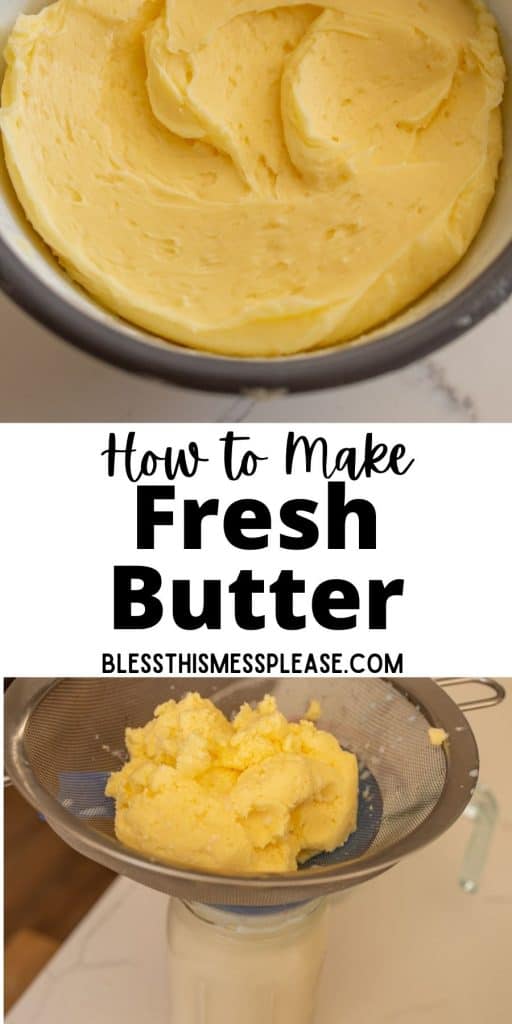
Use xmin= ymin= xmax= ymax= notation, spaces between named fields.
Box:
xmin=167 ymin=898 xmax=329 ymax=1024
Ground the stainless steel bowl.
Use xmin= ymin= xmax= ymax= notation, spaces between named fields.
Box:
xmin=0 ymin=0 xmax=511 ymax=394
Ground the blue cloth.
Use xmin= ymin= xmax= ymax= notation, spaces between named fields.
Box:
xmin=58 ymin=771 xmax=115 ymax=819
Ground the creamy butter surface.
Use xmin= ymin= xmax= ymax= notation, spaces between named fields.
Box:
xmin=106 ymin=693 xmax=358 ymax=873
xmin=1 ymin=0 xmax=505 ymax=356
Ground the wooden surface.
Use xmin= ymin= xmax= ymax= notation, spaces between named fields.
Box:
xmin=4 ymin=786 xmax=114 ymax=1008
xmin=5 ymin=931 xmax=59 ymax=1012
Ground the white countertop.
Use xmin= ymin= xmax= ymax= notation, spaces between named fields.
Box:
xmin=7 ymin=683 xmax=512 ymax=1024
xmin=1 ymin=291 xmax=511 ymax=423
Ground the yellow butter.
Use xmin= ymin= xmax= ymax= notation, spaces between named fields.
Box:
xmin=1 ymin=0 xmax=505 ymax=356
xmin=428 ymin=727 xmax=449 ymax=746
xmin=304 ymin=699 xmax=322 ymax=722
xmin=106 ymin=693 xmax=358 ymax=874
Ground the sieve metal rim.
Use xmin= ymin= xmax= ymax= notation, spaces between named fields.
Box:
xmin=4 ymin=677 xmax=495 ymax=899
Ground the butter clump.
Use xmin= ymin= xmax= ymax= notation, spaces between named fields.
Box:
xmin=428 ymin=727 xmax=449 ymax=746
xmin=106 ymin=692 xmax=358 ymax=874
xmin=1 ymin=0 xmax=505 ymax=357
xmin=305 ymin=699 xmax=322 ymax=722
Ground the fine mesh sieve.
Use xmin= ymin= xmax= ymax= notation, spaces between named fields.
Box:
xmin=4 ymin=677 xmax=505 ymax=907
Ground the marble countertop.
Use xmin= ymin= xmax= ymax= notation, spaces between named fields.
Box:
xmin=7 ymin=682 xmax=511 ymax=1024
xmin=0 ymin=291 xmax=511 ymax=423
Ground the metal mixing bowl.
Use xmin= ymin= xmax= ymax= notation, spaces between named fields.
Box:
xmin=0 ymin=0 xmax=511 ymax=394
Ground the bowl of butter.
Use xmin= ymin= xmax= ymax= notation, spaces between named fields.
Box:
xmin=0 ymin=0 xmax=510 ymax=393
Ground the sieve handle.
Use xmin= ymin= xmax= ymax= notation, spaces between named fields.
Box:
xmin=437 ymin=678 xmax=506 ymax=711
xmin=460 ymin=786 xmax=498 ymax=894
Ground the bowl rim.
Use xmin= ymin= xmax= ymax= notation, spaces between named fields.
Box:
xmin=0 ymin=221 xmax=511 ymax=395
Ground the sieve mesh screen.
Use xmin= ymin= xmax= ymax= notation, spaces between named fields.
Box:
xmin=8 ymin=677 xmax=481 ymax=906
xmin=23 ymin=677 xmax=445 ymax=856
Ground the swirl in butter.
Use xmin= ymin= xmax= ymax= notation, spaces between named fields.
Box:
xmin=1 ymin=0 xmax=505 ymax=356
